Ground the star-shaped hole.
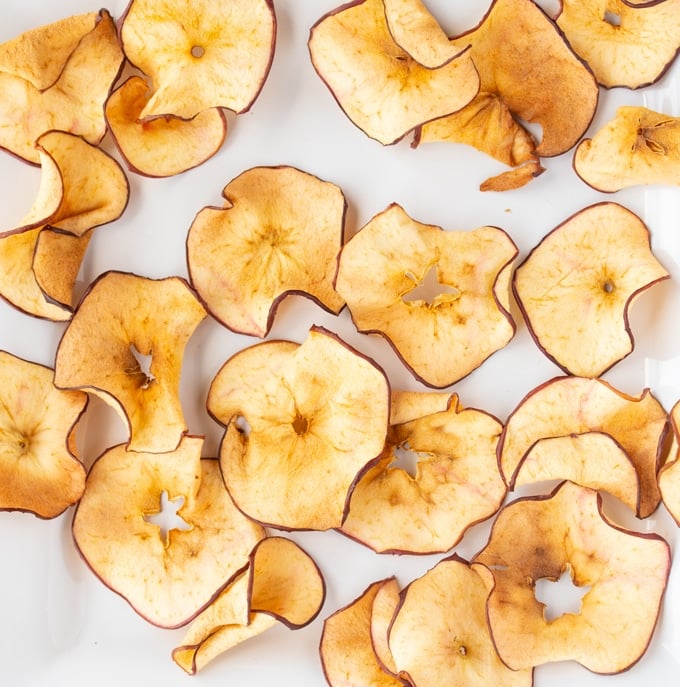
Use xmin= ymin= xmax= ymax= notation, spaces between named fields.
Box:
xmin=144 ymin=490 xmax=192 ymax=545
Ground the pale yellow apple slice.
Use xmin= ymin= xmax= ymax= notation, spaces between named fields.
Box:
xmin=513 ymin=202 xmax=669 ymax=377
xmin=473 ymin=481 xmax=671 ymax=673
xmin=335 ymin=203 xmax=517 ymax=388
xmin=369 ymin=577 xmax=401 ymax=676
xmin=0 ymin=350 xmax=87 ymax=518
xmin=187 ymin=166 xmax=346 ymax=338
xmin=208 ymin=326 xmax=389 ymax=530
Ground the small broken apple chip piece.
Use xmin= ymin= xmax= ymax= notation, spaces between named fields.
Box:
xmin=0 ymin=350 xmax=87 ymax=518
xmin=574 ymin=106 xmax=680 ymax=191
xmin=499 ymin=376 xmax=669 ymax=518
xmin=555 ymin=0 xmax=680 ymax=88
xmin=105 ymin=76 xmax=227 ymax=178
xmin=54 ymin=271 xmax=207 ymax=453
xmin=335 ymin=203 xmax=517 ymax=388
xmin=187 ymin=166 xmax=346 ymax=338
xmin=320 ymin=578 xmax=404 ymax=687
xmin=208 ymin=326 xmax=390 ymax=531
xmin=119 ymin=0 xmax=276 ymax=119
xmin=72 ymin=436 xmax=265 ymax=628
xmin=0 ymin=9 xmax=124 ymax=164
xmin=658 ymin=399 xmax=680 ymax=525
xmin=308 ymin=0 xmax=480 ymax=145
xmin=473 ymin=481 xmax=671 ymax=673
xmin=340 ymin=392 xmax=506 ymax=554
xmin=388 ymin=555 xmax=533 ymax=687
xmin=173 ymin=536 xmax=325 ymax=674
xmin=514 ymin=202 xmax=669 ymax=377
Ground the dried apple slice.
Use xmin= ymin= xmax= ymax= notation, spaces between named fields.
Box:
xmin=658 ymin=399 xmax=680 ymax=525
xmin=308 ymin=0 xmax=480 ymax=145
xmin=106 ymin=76 xmax=228 ymax=178
xmin=499 ymin=376 xmax=669 ymax=518
xmin=335 ymin=203 xmax=517 ymax=388
xmin=320 ymin=578 xmax=404 ymax=687
xmin=513 ymin=202 xmax=669 ymax=377
xmin=555 ymin=0 xmax=680 ymax=88
xmin=72 ymin=436 xmax=265 ymax=628
xmin=54 ymin=271 xmax=207 ymax=453
xmin=388 ymin=555 xmax=533 ymax=687
xmin=0 ymin=351 xmax=87 ymax=518
xmin=173 ymin=536 xmax=325 ymax=674
xmin=369 ymin=577 xmax=401 ymax=676
xmin=187 ymin=166 xmax=346 ymax=338
xmin=208 ymin=326 xmax=389 ymax=530
xmin=340 ymin=393 xmax=506 ymax=554
xmin=573 ymin=106 xmax=680 ymax=191
xmin=473 ymin=481 xmax=671 ymax=673
xmin=119 ymin=0 xmax=276 ymax=119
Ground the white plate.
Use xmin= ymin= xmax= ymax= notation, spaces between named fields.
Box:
xmin=1 ymin=1 xmax=679 ymax=685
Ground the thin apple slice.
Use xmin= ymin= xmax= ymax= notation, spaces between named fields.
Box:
xmin=369 ymin=577 xmax=401 ymax=676
xmin=473 ymin=481 xmax=671 ymax=673
xmin=658 ymin=399 xmax=680 ymax=525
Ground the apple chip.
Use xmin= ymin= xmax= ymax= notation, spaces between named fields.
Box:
xmin=0 ymin=351 xmax=87 ymax=518
xmin=208 ymin=326 xmax=390 ymax=530
xmin=473 ymin=481 xmax=671 ymax=673
xmin=369 ymin=577 xmax=401 ymax=676
xmin=335 ymin=203 xmax=517 ymax=388
xmin=54 ymin=272 xmax=207 ymax=453
xmin=555 ymin=0 xmax=680 ymax=88
xmin=513 ymin=202 xmax=669 ymax=377
xmin=340 ymin=393 xmax=506 ymax=554
xmin=388 ymin=555 xmax=533 ymax=687
xmin=72 ymin=436 xmax=265 ymax=628
xmin=119 ymin=0 xmax=276 ymax=120
xmin=574 ymin=106 xmax=680 ymax=191
xmin=499 ymin=376 xmax=669 ymax=518
xmin=308 ymin=0 xmax=480 ymax=145
xmin=0 ymin=9 xmax=124 ymax=164
xmin=173 ymin=536 xmax=325 ymax=674
xmin=187 ymin=166 xmax=346 ymax=338
xmin=658 ymin=399 xmax=680 ymax=525
xmin=320 ymin=578 xmax=404 ymax=687
xmin=106 ymin=76 xmax=228 ymax=177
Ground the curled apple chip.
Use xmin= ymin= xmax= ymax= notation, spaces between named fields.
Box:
xmin=72 ymin=436 xmax=265 ymax=628
xmin=308 ymin=0 xmax=480 ymax=145
xmin=499 ymin=376 xmax=669 ymax=518
xmin=335 ymin=203 xmax=517 ymax=388
xmin=106 ymin=76 xmax=228 ymax=178
xmin=173 ymin=536 xmax=325 ymax=674
xmin=388 ymin=555 xmax=533 ymax=687
xmin=574 ymin=106 xmax=680 ymax=192
xmin=54 ymin=271 xmax=207 ymax=453
xmin=320 ymin=578 xmax=404 ymax=687
xmin=555 ymin=0 xmax=680 ymax=88
xmin=187 ymin=166 xmax=346 ymax=338
xmin=0 ymin=351 xmax=87 ymax=518
xmin=340 ymin=393 xmax=506 ymax=554
xmin=208 ymin=326 xmax=390 ymax=530
xmin=473 ymin=481 xmax=671 ymax=673
xmin=658 ymin=399 xmax=680 ymax=525
xmin=120 ymin=0 xmax=276 ymax=120
xmin=513 ymin=202 xmax=669 ymax=377
xmin=369 ymin=577 xmax=401 ymax=676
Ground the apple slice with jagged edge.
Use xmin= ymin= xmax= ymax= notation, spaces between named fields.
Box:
xmin=555 ymin=0 xmax=680 ymax=88
xmin=308 ymin=0 xmax=480 ymax=145
xmin=388 ymin=555 xmax=533 ymax=687
xmin=173 ymin=536 xmax=325 ymax=674
xmin=105 ymin=76 xmax=228 ymax=178
xmin=473 ymin=481 xmax=671 ymax=673
xmin=499 ymin=376 xmax=669 ymax=518
xmin=0 ymin=350 xmax=87 ymax=518
xmin=54 ymin=271 xmax=207 ymax=453
xmin=119 ymin=0 xmax=276 ymax=120
xmin=335 ymin=203 xmax=517 ymax=388
xmin=574 ymin=106 xmax=680 ymax=191
xmin=340 ymin=392 xmax=506 ymax=554
xmin=187 ymin=166 xmax=346 ymax=338
xmin=72 ymin=436 xmax=265 ymax=629
xmin=513 ymin=202 xmax=669 ymax=377
xmin=208 ymin=326 xmax=390 ymax=531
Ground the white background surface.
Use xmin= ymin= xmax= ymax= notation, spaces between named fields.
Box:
xmin=0 ymin=1 xmax=679 ymax=685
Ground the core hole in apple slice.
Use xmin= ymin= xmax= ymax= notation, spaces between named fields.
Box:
xmin=389 ymin=442 xmax=421 ymax=478
xmin=402 ymin=264 xmax=460 ymax=305
xmin=143 ymin=491 xmax=192 ymax=546
xmin=128 ymin=343 xmax=156 ymax=390
xmin=534 ymin=564 xmax=591 ymax=622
